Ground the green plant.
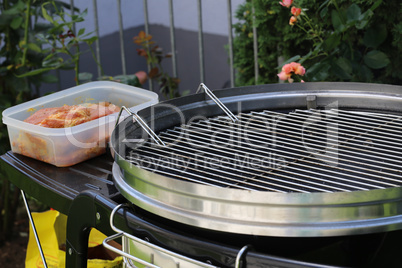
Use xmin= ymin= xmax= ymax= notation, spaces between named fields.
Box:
xmin=233 ymin=0 xmax=402 ymax=85
xmin=134 ymin=31 xmax=182 ymax=99
xmin=0 ymin=0 xmax=94 ymax=244
xmin=19 ymin=1 xmax=99 ymax=84
xmin=233 ymin=0 xmax=310 ymax=85
xmin=21 ymin=1 xmax=146 ymax=88
xmin=0 ymin=0 xmax=55 ymax=243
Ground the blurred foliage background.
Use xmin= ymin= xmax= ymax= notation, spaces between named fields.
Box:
xmin=233 ymin=0 xmax=402 ymax=85
xmin=0 ymin=0 xmax=99 ymax=244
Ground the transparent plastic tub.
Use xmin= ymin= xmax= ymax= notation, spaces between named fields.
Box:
xmin=2 ymin=81 xmax=158 ymax=167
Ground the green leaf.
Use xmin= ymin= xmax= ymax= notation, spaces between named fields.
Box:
xmin=305 ymin=62 xmax=330 ymax=82
xmin=127 ymin=76 xmax=141 ymax=87
xmin=331 ymin=57 xmax=352 ymax=80
xmin=41 ymin=3 xmax=55 ymax=24
xmin=363 ymin=50 xmax=390 ymax=69
xmin=82 ymin=36 xmax=98 ymax=45
xmin=41 ymin=74 xmax=59 ymax=83
xmin=278 ymin=55 xmax=301 ymax=69
xmin=355 ymin=9 xmax=373 ymax=29
xmin=359 ymin=65 xmax=374 ymax=81
xmin=299 ymin=51 xmax=313 ymax=65
xmin=181 ymin=90 xmax=190 ymax=96
xmin=42 ymin=57 xmax=63 ymax=68
xmin=331 ymin=10 xmax=345 ymax=32
xmin=370 ymin=0 xmax=383 ymax=12
xmin=78 ymin=28 xmax=85 ymax=36
xmin=363 ymin=24 xmax=387 ymax=48
xmin=0 ymin=14 xmax=13 ymax=26
xmin=27 ymin=43 xmax=42 ymax=53
xmin=337 ymin=58 xmax=353 ymax=74
xmin=355 ymin=19 xmax=369 ymax=30
xmin=15 ymin=67 xmax=54 ymax=77
xmin=318 ymin=0 xmax=331 ymax=12
xmin=322 ymin=33 xmax=341 ymax=52
xmin=10 ymin=16 xmax=23 ymax=29
xmin=346 ymin=4 xmax=361 ymax=24
xmin=320 ymin=6 xmax=328 ymax=18
xmin=3 ymin=0 xmax=25 ymax=15
xmin=78 ymin=72 xmax=93 ymax=82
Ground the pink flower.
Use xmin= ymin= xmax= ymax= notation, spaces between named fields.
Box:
xmin=278 ymin=62 xmax=306 ymax=82
xmin=279 ymin=0 xmax=293 ymax=8
xmin=294 ymin=64 xmax=306 ymax=76
xmin=291 ymin=7 xmax=301 ymax=16
xmin=277 ymin=71 xmax=291 ymax=81
xmin=287 ymin=62 xmax=305 ymax=75
xmin=288 ymin=62 xmax=300 ymax=69
xmin=282 ymin=63 xmax=293 ymax=74
xmin=289 ymin=16 xmax=297 ymax=25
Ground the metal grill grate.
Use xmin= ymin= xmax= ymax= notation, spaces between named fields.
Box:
xmin=126 ymin=109 xmax=402 ymax=193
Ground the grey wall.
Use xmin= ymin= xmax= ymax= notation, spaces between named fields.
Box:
xmin=71 ymin=0 xmax=243 ymax=37
xmin=40 ymin=1 xmax=244 ymax=99
xmin=41 ymin=24 xmax=233 ymax=99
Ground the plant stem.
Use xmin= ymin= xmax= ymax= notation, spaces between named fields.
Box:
xmin=51 ymin=0 xmax=80 ymax=84
xmin=295 ymin=23 xmax=309 ymax=36
xmin=4 ymin=0 xmax=11 ymax=53
xmin=88 ymin=44 xmax=103 ymax=77
xmin=304 ymin=52 xmax=328 ymax=61
xmin=22 ymin=0 xmax=31 ymax=66
xmin=299 ymin=15 xmax=324 ymax=43
xmin=75 ymin=56 xmax=79 ymax=85
xmin=332 ymin=0 xmax=340 ymax=12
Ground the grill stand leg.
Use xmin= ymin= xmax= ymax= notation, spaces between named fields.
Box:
xmin=65 ymin=190 xmax=116 ymax=268
xmin=21 ymin=189 xmax=48 ymax=268
xmin=65 ymin=191 xmax=97 ymax=268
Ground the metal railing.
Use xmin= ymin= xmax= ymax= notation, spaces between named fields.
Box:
xmin=69 ymin=0 xmax=261 ymax=90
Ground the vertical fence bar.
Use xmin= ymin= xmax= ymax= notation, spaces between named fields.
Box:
xmin=70 ymin=0 xmax=76 ymax=33
xmin=197 ymin=0 xmax=205 ymax=83
xmin=168 ymin=0 xmax=178 ymax=78
xmin=143 ymin=0 xmax=153 ymax=91
xmin=92 ymin=0 xmax=102 ymax=78
xmin=117 ymin=0 xmax=126 ymax=75
xmin=227 ymin=0 xmax=234 ymax=88
xmin=277 ymin=46 xmax=284 ymax=83
xmin=251 ymin=2 xmax=259 ymax=84
xmin=63 ymin=0 xmax=75 ymax=89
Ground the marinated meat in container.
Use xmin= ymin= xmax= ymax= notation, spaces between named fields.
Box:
xmin=2 ymin=81 xmax=158 ymax=167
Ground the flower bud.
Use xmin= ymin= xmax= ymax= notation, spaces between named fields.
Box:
xmin=291 ymin=7 xmax=301 ymax=16
xmin=289 ymin=16 xmax=297 ymax=25
xmin=279 ymin=0 xmax=293 ymax=8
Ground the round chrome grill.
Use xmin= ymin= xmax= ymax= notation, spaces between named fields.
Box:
xmin=111 ymin=83 xmax=402 ymax=237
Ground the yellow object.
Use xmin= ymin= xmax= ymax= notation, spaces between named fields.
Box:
xmin=25 ymin=210 xmax=123 ymax=268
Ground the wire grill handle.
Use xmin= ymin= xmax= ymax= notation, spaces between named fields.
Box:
xmin=115 ymin=106 xmax=166 ymax=146
xmin=103 ymin=204 xmax=218 ymax=268
xmin=196 ymin=83 xmax=238 ymax=123
xmin=235 ymin=245 xmax=252 ymax=268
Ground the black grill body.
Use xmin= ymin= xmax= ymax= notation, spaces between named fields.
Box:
xmin=2 ymin=82 xmax=402 ymax=268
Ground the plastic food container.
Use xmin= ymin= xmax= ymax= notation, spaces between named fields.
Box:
xmin=2 ymin=81 xmax=158 ymax=167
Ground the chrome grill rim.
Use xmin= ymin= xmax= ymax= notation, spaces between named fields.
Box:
xmin=111 ymin=84 xmax=402 ymax=237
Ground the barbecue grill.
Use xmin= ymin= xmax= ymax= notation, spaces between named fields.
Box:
xmin=1 ymin=82 xmax=402 ymax=268
xmin=111 ymin=82 xmax=402 ymax=238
